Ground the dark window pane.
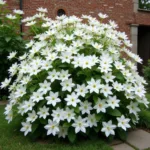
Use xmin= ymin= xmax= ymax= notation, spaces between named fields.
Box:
xmin=57 ymin=9 xmax=66 ymax=16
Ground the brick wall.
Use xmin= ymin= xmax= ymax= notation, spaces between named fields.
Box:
xmin=6 ymin=0 xmax=150 ymax=37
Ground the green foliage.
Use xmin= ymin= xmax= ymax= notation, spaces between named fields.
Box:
xmin=0 ymin=3 xmax=26 ymax=99
xmin=143 ymin=60 xmax=150 ymax=92
xmin=139 ymin=0 xmax=150 ymax=10
xmin=116 ymin=128 xmax=127 ymax=141
xmin=138 ymin=94 xmax=150 ymax=129
xmin=68 ymin=128 xmax=76 ymax=143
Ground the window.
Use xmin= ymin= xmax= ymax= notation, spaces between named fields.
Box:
xmin=57 ymin=9 xmax=66 ymax=16
xmin=139 ymin=0 xmax=150 ymax=10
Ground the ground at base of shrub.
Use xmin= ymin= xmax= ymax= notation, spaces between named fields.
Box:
xmin=0 ymin=105 xmax=113 ymax=150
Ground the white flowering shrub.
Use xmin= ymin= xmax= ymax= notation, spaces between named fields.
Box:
xmin=1 ymin=8 xmax=149 ymax=142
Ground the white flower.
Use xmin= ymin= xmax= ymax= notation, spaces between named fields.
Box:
xmin=102 ymin=72 xmax=115 ymax=83
xmin=20 ymin=122 xmax=32 ymax=136
xmin=92 ymin=42 xmax=103 ymax=50
xmin=59 ymin=70 xmax=71 ymax=81
xmin=30 ymin=91 xmax=44 ymax=102
xmin=64 ymin=107 xmax=75 ymax=122
xmin=60 ymin=79 xmax=75 ymax=92
xmin=45 ymin=91 xmax=61 ymax=106
xmin=107 ymin=96 xmax=120 ymax=109
xmin=38 ymin=80 xmax=51 ymax=94
xmin=23 ymin=99 xmax=35 ymax=113
xmin=6 ymin=14 xmax=16 ymax=20
xmin=1 ymin=78 xmax=11 ymax=89
xmin=114 ymin=61 xmax=125 ymax=71
xmin=25 ymin=40 xmax=34 ymax=49
xmin=113 ymin=81 xmax=123 ymax=91
xmin=87 ymin=114 xmax=98 ymax=128
xmin=17 ymin=102 xmax=26 ymax=116
xmin=47 ymin=69 xmax=59 ymax=82
xmin=58 ymin=126 xmax=68 ymax=138
xmin=45 ymin=52 xmax=58 ymax=61
xmin=41 ymin=60 xmax=52 ymax=70
xmin=121 ymin=70 xmax=132 ymax=78
xmin=26 ymin=110 xmax=38 ymax=123
xmin=134 ymin=85 xmax=146 ymax=98
xmin=87 ymin=78 xmax=101 ymax=94
xmin=60 ymin=51 xmax=73 ymax=63
xmin=65 ymin=92 xmax=80 ymax=107
xmin=100 ymin=84 xmax=112 ymax=97
xmin=44 ymin=119 xmax=59 ymax=136
xmin=117 ymin=115 xmax=130 ymax=131
xmin=94 ymin=98 xmax=108 ymax=113
xmin=13 ymin=9 xmax=24 ymax=15
xmin=35 ymin=13 xmax=45 ymax=18
xmin=99 ymin=53 xmax=113 ymax=73
xmin=53 ymin=43 xmax=67 ymax=52
xmin=5 ymin=111 xmax=13 ymax=123
xmin=25 ymin=21 xmax=36 ymax=26
xmin=124 ymin=40 xmax=133 ymax=48
xmin=63 ymin=34 xmax=75 ymax=41
xmin=72 ymin=116 xmax=88 ymax=133
xmin=109 ymin=20 xmax=118 ymax=29
xmin=0 ymin=0 xmax=6 ymax=5
xmin=51 ymin=107 xmax=65 ymax=123
xmin=79 ymin=100 xmax=92 ymax=114
xmin=75 ymin=84 xmax=88 ymax=97
xmin=101 ymin=120 xmax=116 ymax=137
xmin=15 ymin=86 xmax=26 ymax=98
xmin=98 ymin=12 xmax=108 ymax=19
xmin=125 ymin=92 xmax=135 ymax=99
xmin=37 ymin=7 xmax=48 ymax=13
xmin=37 ymin=106 xmax=49 ymax=119
xmin=20 ymin=75 xmax=30 ymax=85
xmin=7 ymin=51 xmax=17 ymax=60
xmin=4 ymin=103 xmax=12 ymax=115
xmin=127 ymin=101 xmax=140 ymax=115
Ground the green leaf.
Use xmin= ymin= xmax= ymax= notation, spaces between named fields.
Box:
xmin=37 ymin=100 xmax=46 ymax=110
xmin=114 ymin=71 xmax=125 ymax=82
xmin=68 ymin=128 xmax=76 ymax=143
xmin=39 ymin=118 xmax=47 ymax=125
xmin=32 ymin=123 xmax=39 ymax=133
xmin=63 ymin=122 xmax=71 ymax=128
xmin=93 ymin=95 xmax=98 ymax=104
xmin=29 ymin=85 xmax=37 ymax=93
xmin=74 ymin=107 xmax=80 ymax=114
xmin=107 ymin=108 xmax=122 ymax=117
xmin=77 ymin=70 xmax=84 ymax=77
xmin=5 ymin=37 xmax=11 ymax=42
xmin=95 ymin=113 xmax=104 ymax=121
xmin=94 ymin=125 xmax=101 ymax=133
xmin=116 ymin=129 xmax=127 ymax=141
xmin=85 ymin=93 xmax=91 ymax=99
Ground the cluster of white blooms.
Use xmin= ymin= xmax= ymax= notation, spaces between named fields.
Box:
xmin=1 ymin=9 xmax=149 ymax=139
xmin=0 ymin=0 xmax=6 ymax=5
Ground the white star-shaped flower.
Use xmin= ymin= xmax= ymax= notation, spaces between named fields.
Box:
xmin=117 ymin=115 xmax=130 ymax=131
xmin=101 ymin=120 xmax=116 ymax=137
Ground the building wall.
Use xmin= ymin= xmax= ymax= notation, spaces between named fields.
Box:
xmin=6 ymin=0 xmax=150 ymax=41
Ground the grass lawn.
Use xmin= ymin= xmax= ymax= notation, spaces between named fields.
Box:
xmin=0 ymin=105 xmax=113 ymax=150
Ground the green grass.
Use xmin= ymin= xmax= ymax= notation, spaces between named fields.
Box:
xmin=0 ymin=106 xmax=112 ymax=150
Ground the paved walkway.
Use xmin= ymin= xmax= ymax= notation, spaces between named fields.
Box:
xmin=112 ymin=129 xmax=150 ymax=150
